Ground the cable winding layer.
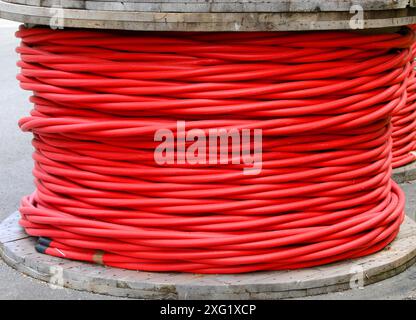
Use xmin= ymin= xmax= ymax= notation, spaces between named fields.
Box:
xmin=392 ymin=25 xmax=416 ymax=168
xmin=16 ymin=26 xmax=410 ymax=273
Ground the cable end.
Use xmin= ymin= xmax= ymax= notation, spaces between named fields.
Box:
xmin=38 ymin=237 xmax=52 ymax=247
xmin=35 ymin=243 xmax=48 ymax=254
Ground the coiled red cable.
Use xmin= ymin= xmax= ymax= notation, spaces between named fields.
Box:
xmin=392 ymin=26 xmax=416 ymax=168
xmin=16 ymin=26 xmax=411 ymax=273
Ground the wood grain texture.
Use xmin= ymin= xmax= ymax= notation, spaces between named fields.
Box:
xmin=1 ymin=211 xmax=416 ymax=299
xmin=2 ymin=0 xmax=416 ymax=13
xmin=1 ymin=0 xmax=416 ymax=31
xmin=393 ymin=161 xmax=416 ymax=183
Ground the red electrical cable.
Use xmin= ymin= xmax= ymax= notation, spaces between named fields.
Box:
xmin=15 ymin=26 xmax=411 ymax=273
xmin=392 ymin=25 xmax=416 ymax=168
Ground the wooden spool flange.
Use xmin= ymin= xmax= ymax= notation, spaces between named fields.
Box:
xmin=1 ymin=0 xmax=416 ymax=31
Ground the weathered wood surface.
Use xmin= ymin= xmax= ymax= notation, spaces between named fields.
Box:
xmin=393 ymin=161 xmax=416 ymax=183
xmin=2 ymin=0 xmax=416 ymax=13
xmin=1 ymin=1 xmax=416 ymax=31
xmin=1 ymin=211 xmax=416 ymax=299
xmin=1 ymin=0 xmax=416 ymax=31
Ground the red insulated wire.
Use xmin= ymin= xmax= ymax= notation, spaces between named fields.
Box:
xmin=392 ymin=25 xmax=416 ymax=168
xmin=15 ymin=26 xmax=411 ymax=273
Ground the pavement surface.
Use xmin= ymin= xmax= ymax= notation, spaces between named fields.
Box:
xmin=0 ymin=20 xmax=415 ymax=300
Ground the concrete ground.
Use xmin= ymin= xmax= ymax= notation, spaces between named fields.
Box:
xmin=0 ymin=20 xmax=415 ymax=300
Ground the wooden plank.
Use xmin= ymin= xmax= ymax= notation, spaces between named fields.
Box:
xmin=1 ymin=1 xmax=416 ymax=31
xmin=0 ymin=212 xmax=28 ymax=243
xmin=392 ymin=161 xmax=416 ymax=184
xmin=1 ymin=0 xmax=413 ymax=12
xmin=1 ymin=211 xmax=416 ymax=299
